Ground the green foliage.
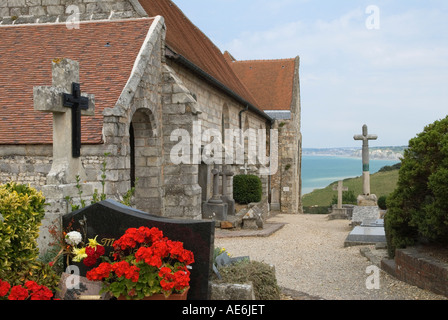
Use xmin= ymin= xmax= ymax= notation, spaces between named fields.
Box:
xmin=379 ymin=163 xmax=401 ymax=172
xmin=65 ymin=152 xmax=136 ymax=212
xmin=217 ymin=260 xmax=281 ymax=300
xmin=0 ymin=182 xmax=60 ymax=290
xmin=377 ymin=195 xmax=387 ymax=210
xmin=385 ymin=116 xmax=448 ymax=258
xmin=233 ymin=175 xmax=262 ymax=204
xmin=330 ymin=190 xmax=357 ymax=206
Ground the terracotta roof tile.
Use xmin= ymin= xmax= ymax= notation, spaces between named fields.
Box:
xmin=138 ymin=0 xmax=261 ymax=108
xmin=226 ymin=55 xmax=296 ymax=111
xmin=0 ymin=18 xmax=154 ymax=145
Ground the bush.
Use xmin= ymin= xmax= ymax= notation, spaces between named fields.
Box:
xmin=0 ymin=182 xmax=59 ymax=290
xmin=377 ymin=195 xmax=387 ymax=210
xmin=385 ymin=116 xmax=448 ymax=258
xmin=379 ymin=163 xmax=401 ymax=172
xmin=233 ymin=175 xmax=262 ymax=204
xmin=217 ymin=260 xmax=280 ymax=300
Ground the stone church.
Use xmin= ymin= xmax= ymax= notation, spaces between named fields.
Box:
xmin=0 ymin=0 xmax=302 ymax=247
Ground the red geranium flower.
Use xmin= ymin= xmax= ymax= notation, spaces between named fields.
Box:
xmin=86 ymin=262 xmax=112 ymax=281
xmin=0 ymin=279 xmax=11 ymax=297
xmin=8 ymin=285 xmax=29 ymax=300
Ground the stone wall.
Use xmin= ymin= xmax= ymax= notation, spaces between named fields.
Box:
xmin=382 ymin=248 xmax=448 ymax=298
xmin=161 ymin=64 xmax=202 ymax=219
xmin=269 ymin=56 xmax=302 ymax=214
xmin=166 ymin=59 xmax=271 ymax=204
xmin=0 ymin=0 xmax=147 ymax=24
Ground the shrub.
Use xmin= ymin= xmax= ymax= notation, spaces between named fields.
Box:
xmin=377 ymin=195 xmax=387 ymax=210
xmin=233 ymin=175 xmax=262 ymax=204
xmin=217 ymin=260 xmax=280 ymax=300
xmin=385 ymin=116 xmax=448 ymax=258
xmin=0 ymin=182 xmax=59 ymax=290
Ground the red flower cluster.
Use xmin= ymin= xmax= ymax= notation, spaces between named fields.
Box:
xmin=86 ymin=226 xmax=194 ymax=298
xmin=86 ymin=262 xmax=112 ymax=281
xmin=113 ymin=226 xmax=163 ymax=252
xmin=83 ymin=244 xmax=105 ymax=267
xmin=112 ymin=261 xmax=140 ymax=283
xmin=0 ymin=279 xmax=54 ymax=300
xmin=158 ymin=266 xmax=191 ymax=292
xmin=134 ymin=239 xmax=194 ymax=268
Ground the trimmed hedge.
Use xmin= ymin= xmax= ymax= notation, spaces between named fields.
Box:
xmin=233 ymin=175 xmax=262 ymax=204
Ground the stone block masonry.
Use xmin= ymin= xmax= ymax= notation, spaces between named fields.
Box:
xmin=0 ymin=0 xmax=147 ymax=24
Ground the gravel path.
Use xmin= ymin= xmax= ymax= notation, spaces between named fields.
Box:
xmin=215 ymin=214 xmax=447 ymax=300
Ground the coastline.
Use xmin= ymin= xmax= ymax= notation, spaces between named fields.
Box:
xmin=301 ymin=155 xmax=400 ymax=195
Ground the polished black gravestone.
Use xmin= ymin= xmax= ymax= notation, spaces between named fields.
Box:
xmin=62 ymin=200 xmax=215 ymax=300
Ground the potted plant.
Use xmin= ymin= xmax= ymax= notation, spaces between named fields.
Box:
xmin=85 ymin=226 xmax=194 ymax=300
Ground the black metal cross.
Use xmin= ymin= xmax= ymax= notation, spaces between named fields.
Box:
xmin=63 ymin=82 xmax=89 ymax=158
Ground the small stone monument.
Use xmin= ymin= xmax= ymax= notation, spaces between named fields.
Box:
xmin=220 ymin=168 xmax=235 ymax=216
xmin=333 ymin=180 xmax=348 ymax=210
xmin=354 ymin=124 xmax=378 ymax=206
xmin=328 ymin=181 xmax=349 ymax=220
xmin=202 ymin=164 xmax=228 ymax=221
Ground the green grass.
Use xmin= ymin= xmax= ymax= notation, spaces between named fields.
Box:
xmin=302 ymin=170 xmax=399 ymax=208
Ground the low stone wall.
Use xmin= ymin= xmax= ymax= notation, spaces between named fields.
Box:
xmin=382 ymin=248 xmax=448 ymax=297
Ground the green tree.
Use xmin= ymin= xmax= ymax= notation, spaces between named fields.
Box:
xmin=385 ymin=116 xmax=448 ymax=257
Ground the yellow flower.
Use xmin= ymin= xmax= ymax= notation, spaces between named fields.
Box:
xmin=88 ymin=236 xmax=100 ymax=248
xmin=72 ymin=247 xmax=87 ymax=262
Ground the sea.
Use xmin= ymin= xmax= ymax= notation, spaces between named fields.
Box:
xmin=301 ymin=155 xmax=400 ymax=195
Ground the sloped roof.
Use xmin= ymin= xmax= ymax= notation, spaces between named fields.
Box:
xmin=225 ymin=52 xmax=296 ymax=111
xmin=138 ymin=0 xmax=261 ymax=109
xmin=0 ymin=18 xmax=155 ymax=145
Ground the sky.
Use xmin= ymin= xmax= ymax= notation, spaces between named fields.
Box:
xmin=173 ymin=0 xmax=448 ymax=148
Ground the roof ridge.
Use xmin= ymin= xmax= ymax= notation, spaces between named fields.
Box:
xmin=232 ymin=57 xmax=295 ymax=63
xmin=0 ymin=17 xmax=155 ymax=28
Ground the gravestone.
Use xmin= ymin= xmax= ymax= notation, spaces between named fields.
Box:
xmin=328 ymin=181 xmax=349 ymax=220
xmin=62 ymin=200 xmax=215 ymax=300
xmin=202 ymin=164 xmax=228 ymax=221
xmin=351 ymin=205 xmax=380 ymax=225
xmin=344 ymin=219 xmax=386 ymax=247
xmin=270 ymin=188 xmax=280 ymax=211
xmin=333 ymin=181 xmax=348 ymax=210
xmin=220 ymin=169 xmax=235 ymax=216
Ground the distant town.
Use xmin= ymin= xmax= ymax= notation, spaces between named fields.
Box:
xmin=303 ymin=146 xmax=407 ymax=161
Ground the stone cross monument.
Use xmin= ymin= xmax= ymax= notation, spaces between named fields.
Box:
xmin=202 ymin=164 xmax=228 ymax=221
xmin=220 ymin=168 xmax=235 ymax=216
xmin=354 ymin=124 xmax=378 ymax=206
xmin=34 ymin=58 xmax=95 ymax=185
xmin=333 ymin=180 xmax=348 ymax=210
